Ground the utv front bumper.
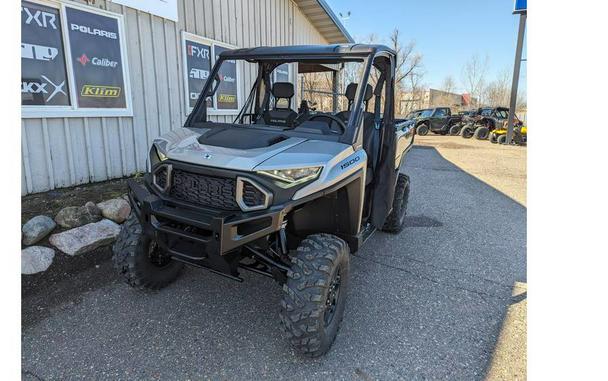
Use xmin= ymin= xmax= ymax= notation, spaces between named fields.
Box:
xmin=127 ymin=179 xmax=286 ymax=268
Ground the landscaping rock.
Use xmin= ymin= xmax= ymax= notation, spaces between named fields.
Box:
xmin=54 ymin=201 xmax=102 ymax=228
xmin=21 ymin=246 xmax=55 ymax=274
xmin=97 ymin=198 xmax=131 ymax=223
xmin=49 ymin=219 xmax=121 ymax=256
xmin=22 ymin=215 xmax=56 ymax=245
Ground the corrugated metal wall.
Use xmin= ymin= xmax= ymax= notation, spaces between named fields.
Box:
xmin=21 ymin=0 xmax=328 ymax=195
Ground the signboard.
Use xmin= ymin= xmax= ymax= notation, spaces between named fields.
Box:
xmin=21 ymin=1 xmax=131 ymax=117
xmin=214 ymin=46 xmax=238 ymax=110
xmin=21 ymin=1 xmax=70 ymax=106
xmin=111 ymin=0 xmax=178 ymax=22
xmin=514 ymin=0 xmax=527 ymax=14
xmin=182 ymin=32 xmax=239 ymax=114
xmin=66 ymin=6 xmax=126 ymax=108
xmin=184 ymin=38 xmax=211 ymax=109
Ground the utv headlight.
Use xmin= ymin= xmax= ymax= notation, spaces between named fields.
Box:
xmin=149 ymin=144 xmax=168 ymax=167
xmin=257 ymin=167 xmax=322 ymax=188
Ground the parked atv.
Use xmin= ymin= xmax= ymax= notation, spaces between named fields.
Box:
xmin=460 ymin=107 xmax=514 ymax=140
xmin=413 ymin=107 xmax=462 ymax=136
xmin=112 ymin=44 xmax=415 ymax=358
xmin=490 ymin=121 xmax=527 ymax=145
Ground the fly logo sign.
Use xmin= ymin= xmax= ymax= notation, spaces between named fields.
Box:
xmin=189 ymin=68 xmax=210 ymax=80
xmin=21 ymin=43 xmax=58 ymax=61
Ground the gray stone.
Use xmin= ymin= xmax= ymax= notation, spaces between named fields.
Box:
xmin=97 ymin=198 xmax=131 ymax=223
xmin=21 ymin=246 xmax=55 ymax=274
xmin=22 ymin=215 xmax=57 ymax=245
xmin=54 ymin=202 xmax=102 ymax=229
xmin=49 ymin=219 xmax=121 ymax=256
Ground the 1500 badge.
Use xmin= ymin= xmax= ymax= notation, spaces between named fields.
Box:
xmin=340 ymin=155 xmax=360 ymax=170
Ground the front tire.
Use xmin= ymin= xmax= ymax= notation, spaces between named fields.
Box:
xmin=497 ymin=134 xmax=507 ymax=144
xmin=449 ymin=124 xmax=462 ymax=136
xmin=280 ymin=234 xmax=350 ymax=358
xmin=416 ymin=123 xmax=429 ymax=136
xmin=474 ymin=126 xmax=490 ymax=140
xmin=461 ymin=125 xmax=474 ymax=139
xmin=490 ymin=132 xmax=498 ymax=143
xmin=112 ymin=213 xmax=183 ymax=290
xmin=382 ymin=173 xmax=410 ymax=233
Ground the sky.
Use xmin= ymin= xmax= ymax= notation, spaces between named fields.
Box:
xmin=325 ymin=0 xmax=527 ymax=94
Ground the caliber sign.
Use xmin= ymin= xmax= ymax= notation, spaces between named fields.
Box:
xmin=66 ymin=6 xmax=126 ymax=108
xmin=21 ymin=1 xmax=70 ymax=106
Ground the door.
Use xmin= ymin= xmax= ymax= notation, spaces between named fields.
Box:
xmin=430 ymin=108 xmax=449 ymax=131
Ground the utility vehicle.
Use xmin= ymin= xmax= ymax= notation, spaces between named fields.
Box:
xmin=459 ymin=107 xmax=519 ymax=140
xmin=490 ymin=121 xmax=527 ymax=145
xmin=412 ymin=107 xmax=462 ymax=136
xmin=113 ymin=44 xmax=415 ymax=357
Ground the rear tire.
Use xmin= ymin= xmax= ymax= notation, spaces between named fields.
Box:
xmin=497 ymin=134 xmax=507 ymax=144
xmin=474 ymin=126 xmax=489 ymax=140
xmin=280 ymin=234 xmax=350 ymax=358
xmin=490 ymin=133 xmax=498 ymax=144
xmin=416 ymin=123 xmax=429 ymax=136
xmin=382 ymin=173 xmax=410 ymax=233
xmin=449 ymin=124 xmax=462 ymax=136
xmin=112 ymin=213 xmax=183 ymax=290
xmin=461 ymin=125 xmax=474 ymax=139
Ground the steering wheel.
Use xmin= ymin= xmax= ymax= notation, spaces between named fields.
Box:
xmin=303 ymin=114 xmax=346 ymax=135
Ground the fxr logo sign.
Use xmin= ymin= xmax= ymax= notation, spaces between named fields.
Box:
xmin=70 ymin=23 xmax=117 ymax=39
xmin=81 ymin=85 xmax=121 ymax=97
xmin=187 ymin=44 xmax=210 ymax=59
xmin=22 ymin=6 xmax=57 ymax=29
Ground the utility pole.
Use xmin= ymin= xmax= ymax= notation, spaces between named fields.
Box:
xmin=506 ymin=1 xmax=527 ymax=144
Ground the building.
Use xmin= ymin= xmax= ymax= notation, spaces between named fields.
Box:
xmin=21 ymin=0 xmax=352 ymax=195
xmin=398 ymin=88 xmax=477 ymax=115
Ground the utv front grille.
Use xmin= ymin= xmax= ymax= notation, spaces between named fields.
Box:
xmin=152 ymin=164 xmax=271 ymax=211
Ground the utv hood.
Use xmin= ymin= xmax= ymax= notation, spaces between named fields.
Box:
xmin=154 ymin=127 xmax=308 ymax=171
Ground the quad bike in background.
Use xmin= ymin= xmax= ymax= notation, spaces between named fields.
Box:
xmin=460 ymin=107 xmax=516 ymax=140
xmin=490 ymin=121 xmax=527 ymax=145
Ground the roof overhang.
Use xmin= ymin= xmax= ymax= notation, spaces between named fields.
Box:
xmin=293 ymin=0 xmax=354 ymax=44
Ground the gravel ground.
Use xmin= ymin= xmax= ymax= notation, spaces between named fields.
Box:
xmin=22 ymin=136 xmax=527 ymax=380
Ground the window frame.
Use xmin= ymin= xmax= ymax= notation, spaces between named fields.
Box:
xmin=21 ymin=0 xmax=133 ymax=118
xmin=181 ymin=32 xmax=242 ymax=116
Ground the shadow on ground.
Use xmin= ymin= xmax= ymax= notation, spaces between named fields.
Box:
xmin=22 ymin=146 xmax=526 ymax=380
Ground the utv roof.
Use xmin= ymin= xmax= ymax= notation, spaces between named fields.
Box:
xmin=219 ymin=44 xmax=396 ymax=60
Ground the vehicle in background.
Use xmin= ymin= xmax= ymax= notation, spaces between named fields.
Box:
xmin=459 ymin=107 xmax=521 ymax=140
xmin=412 ymin=107 xmax=462 ymax=136
xmin=490 ymin=121 xmax=527 ymax=145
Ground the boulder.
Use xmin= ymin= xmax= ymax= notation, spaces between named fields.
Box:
xmin=21 ymin=246 xmax=55 ymax=274
xmin=49 ymin=219 xmax=121 ymax=256
xmin=22 ymin=215 xmax=56 ymax=245
xmin=97 ymin=198 xmax=131 ymax=223
xmin=54 ymin=201 xmax=102 ymax=228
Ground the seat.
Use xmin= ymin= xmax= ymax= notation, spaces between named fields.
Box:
xmin=335 ymin=83 xmax=373 ymax=123
xmin=262 ymin=82 xmax=298 ymax=127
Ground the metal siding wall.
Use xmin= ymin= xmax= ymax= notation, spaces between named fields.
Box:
xmin=22 ymin=0 xmax=330 ymax=195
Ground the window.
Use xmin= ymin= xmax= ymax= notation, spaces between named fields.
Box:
xmin=21 ymin=0 xmax=132 ymax=118
xmin=182 ymin=32 xmax=241 ymax=115
xmin=433 ymin=108 xmax=448 ymax=117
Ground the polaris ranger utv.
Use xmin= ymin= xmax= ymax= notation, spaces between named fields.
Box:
xmin=113 ymin=44 xmax=415 ymax=357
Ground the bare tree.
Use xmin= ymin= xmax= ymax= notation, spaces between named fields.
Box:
xmin=484 ymin=68 xmax=511 ymax=107
xmin=461 ymin=54 xmax=489 ymax=106
xmin=440 ymin=75 xmax=456 ymax=94
xmin=390 ymin=28 xmax=423 ymax=91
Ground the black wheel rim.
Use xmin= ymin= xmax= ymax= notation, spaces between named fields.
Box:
xmin=147 ymin=241 xmax=171 ymax=268
xmin=324 ymin=268 xmax=342 ymax=327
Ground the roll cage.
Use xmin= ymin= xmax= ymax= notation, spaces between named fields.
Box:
xmin=184 ymin=44 xmax=397 ymax=150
